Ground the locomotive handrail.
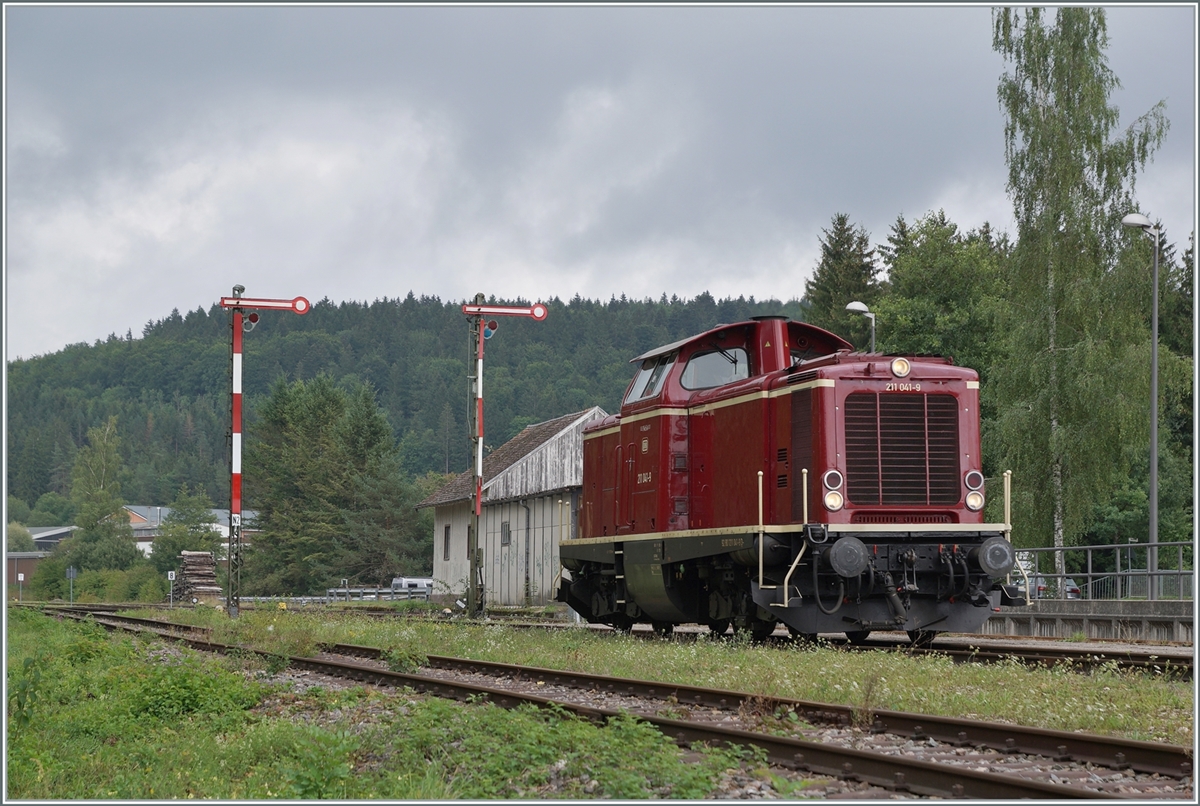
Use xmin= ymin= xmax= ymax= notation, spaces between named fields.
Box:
xmin=776 ymin=540 xmax=809 ymax=608
xmin=802 ymin=468 xmax=809 ymax=525
xmin=771 ymin=468 xmax=813 ymax=608
xmin=1003 ymin=470 xmax=1031 ymax=594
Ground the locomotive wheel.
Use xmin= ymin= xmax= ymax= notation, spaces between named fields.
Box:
xmin=651 ymin=620 xmax=675 ymax=637
xmin=750 ymin=619 xmax=778 ymax=642
xmin=907 ymin=629 xmax=936 ymax=648
xmin=707 ymin=619 xmax=731 ymax=636
xmin=845 ymin=630 xmax=872 ymax=645
xmin=786 ymin=625 xmax=819 ymax=643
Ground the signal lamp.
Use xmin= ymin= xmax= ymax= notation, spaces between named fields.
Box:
xmin=890 ymin=357 xmax=911 ymax=378
xmin=965 ymin=491 xmax=985 ymax=511
xmin=823 ymin=490 xmax=844 ymax=511
xmin=483 ymin=319 xmax=499 ymax=339
xmin=822 ymin=469 xmax=844 ymax=490
xmin=964 ymin=470 xmax=985 ymax=491
xmin=243 ymin=312 xmax=260 ymax=332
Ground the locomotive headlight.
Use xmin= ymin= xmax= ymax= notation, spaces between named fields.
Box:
xmin=965 ymin=470 xmax=985 ymax=491
xmin=822 ymin=469 xmax=844 ymax=490
xmin=890 ymin=357 xmax=911 ymax=378
xmin=965 ymin=490 xmax=985 ymax=511
xmin=823 ymin=490 xmax=844 ymax=511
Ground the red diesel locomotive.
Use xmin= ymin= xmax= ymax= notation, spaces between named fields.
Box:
xmin=556 ymin=315 xmax=1023 ymax=643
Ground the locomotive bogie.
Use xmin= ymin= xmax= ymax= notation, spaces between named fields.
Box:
xmin=557 ymin=316 xmax=1020 ymax=639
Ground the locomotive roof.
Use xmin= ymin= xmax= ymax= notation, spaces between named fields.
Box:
xmin=629 ymin=318 xmax=852 ymax=364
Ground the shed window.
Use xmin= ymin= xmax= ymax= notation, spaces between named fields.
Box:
xmin=443 ymin=524 xmax=451 ymax=561
xmin=501 ymin=520 xmax=511 ymax=547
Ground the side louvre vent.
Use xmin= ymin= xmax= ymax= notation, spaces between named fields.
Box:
xmin=845 ymin=393 xmax=960 ymax=506
xmin=790 ymin=389 xmax=813 ymax=519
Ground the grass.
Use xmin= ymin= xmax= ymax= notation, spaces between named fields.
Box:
xmin=5 ymin=607 xmax=755 ymax=800
xmin=158 ymin=604 xmax=1194 ymax=746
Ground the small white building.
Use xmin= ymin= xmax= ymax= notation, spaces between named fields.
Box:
xmin=417 ymin=407 xmax=607 ymax=606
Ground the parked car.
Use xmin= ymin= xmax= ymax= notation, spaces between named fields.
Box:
xmin=1015 ymin=575 xmax=1081 ymax=599
xmin=391 ymin=577 xmax=434 ymax=595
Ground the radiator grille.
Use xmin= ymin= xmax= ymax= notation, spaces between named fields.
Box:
xmin=845 ymin=393 xmax=960 ymax=506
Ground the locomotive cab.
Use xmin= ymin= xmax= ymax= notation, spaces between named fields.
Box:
xmin=558 ymin=316 xmax=1019 ymax=643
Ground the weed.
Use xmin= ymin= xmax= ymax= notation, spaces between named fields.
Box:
xmin=280 ymin=728 xmax=356 ymax=799
xmin=768 ymin=770 xmax=817 ymax=797
xmin=1067 ymin=630 xmax=1089 ymax=642
xmin=852 ymin=673 xmax=881 ymax=729
xmin=129 ymin=658 xmax=262 ymax=719
xmin=262 ymin=653 xmax=291 ymax=675
xmin=8 ymin=656 xmax=45 ymax=732
xmin=383 ymin=647 xmax=427 ymax=673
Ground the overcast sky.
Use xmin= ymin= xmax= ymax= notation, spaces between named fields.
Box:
xmin=4 ymin=4 xmax=1195 ymax=361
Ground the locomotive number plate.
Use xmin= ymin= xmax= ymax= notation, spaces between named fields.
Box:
xmin=885 ymin=382 xmax=922 ymax=392
xmin=637 ymin=471 xmax=652 ymax=484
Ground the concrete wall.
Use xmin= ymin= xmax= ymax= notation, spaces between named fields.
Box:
xmin=983 ymin=600 xmax=1193 ymax=642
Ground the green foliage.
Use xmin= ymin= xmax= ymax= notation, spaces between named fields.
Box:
xmin=990 ymin=7 xmax=1173 ymax=549
xmin=8 ymin=521 xmax=35 ymax=552
xmin=29 ymin=553 xmax=69 ymax=600
xmin=128 ymin=657 xmax=262 ymax=720
xmin=150 ymin=485 xmax=222 ymax=574
xmin=5 ymin=610 xmax=754 ymax=800
xmin=26 ymin=491 xmax=76 ymax=527
xmin=279 ymin=728 xmax=355 ymax=798
xmin=7 ymin=656 xmax=45 ymax=733
xmin=70 ymin=416 xmax=128 ymax=533
xmin=244 ymin=375 xmax=437 ymax=595
xmin=8 ymin=293 xmax=799 ymax=511
xmin=8 ymin=494 xmax=32 ymax=524
xmin=802 ymin=212 xmax=880 ymax=347
xmin=874 ymin=212 xmax=1008 ymax=387
xmin=383 ymin=646 xmax=427 ymax=673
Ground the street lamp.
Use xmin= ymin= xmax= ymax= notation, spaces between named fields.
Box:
xmin=845 ymin=301 xmax=875 ymax=353
xmin=1121 ymin=212 xmax=1159 ymax=600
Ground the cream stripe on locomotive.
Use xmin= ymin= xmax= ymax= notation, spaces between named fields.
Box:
xmin=582 ymin=378 xmax=837 ymax=441
xmin=559 ymin=521 xmax=1013 ymax=547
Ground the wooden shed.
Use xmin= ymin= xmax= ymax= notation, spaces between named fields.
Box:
xmin=417 ymin=407 xmax=607 ymax=606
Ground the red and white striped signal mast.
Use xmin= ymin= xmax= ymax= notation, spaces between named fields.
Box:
xmin=461 ymin=294 xmax=548 ymax=616
xmin=219 ymin=286 xmax=310 ymax=617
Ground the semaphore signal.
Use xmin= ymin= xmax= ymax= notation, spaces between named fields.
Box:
xmin=461 ymin=295 xmax=548 ymax=616
xmin=218 ymin=286 xmax=309 ymax=617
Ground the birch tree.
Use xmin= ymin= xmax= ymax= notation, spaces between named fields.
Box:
xmin=989 ymin=8 xmax=1170 ymax=568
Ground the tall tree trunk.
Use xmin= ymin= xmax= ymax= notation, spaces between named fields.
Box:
xmin=1048 ymin=259 xmax=1066 ymax=581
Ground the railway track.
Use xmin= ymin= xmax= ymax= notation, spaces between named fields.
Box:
xmin=313 ymin=605 xmax=1195 ymax=678
xmin=41 ymin=606 xmax=1193 ymax=799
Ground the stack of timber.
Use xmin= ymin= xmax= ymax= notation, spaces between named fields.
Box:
xmin=171 ymin=551 xmax=223 ymax=605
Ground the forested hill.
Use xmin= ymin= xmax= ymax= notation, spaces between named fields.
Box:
xmin=7 ymin=292 xmax=805 ymax=508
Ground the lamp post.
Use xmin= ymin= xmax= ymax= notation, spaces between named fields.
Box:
xmin=845 ymin=301 xmax=875 ymax=353
xmin=1121 ymin=212 xmax=1159 ymax=600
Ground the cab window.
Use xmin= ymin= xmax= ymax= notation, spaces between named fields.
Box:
xmin=624 ymin=352 xmax=676 ymax=403
xmin=681 ymin=347 xmax=750 ymax=390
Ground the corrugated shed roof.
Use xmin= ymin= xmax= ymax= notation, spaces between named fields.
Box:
xmin=416 ymin=407 xmax=606 ymax=509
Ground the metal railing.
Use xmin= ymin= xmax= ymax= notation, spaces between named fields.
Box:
xmin=323 ymin=586 xmax=431 ymax=603
xmin=1010 ymin=541 xmax=1193 ymax=601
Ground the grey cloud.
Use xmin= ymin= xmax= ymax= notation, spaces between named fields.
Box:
xmin=5 ymin=5 xmax=1193 ymax=359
